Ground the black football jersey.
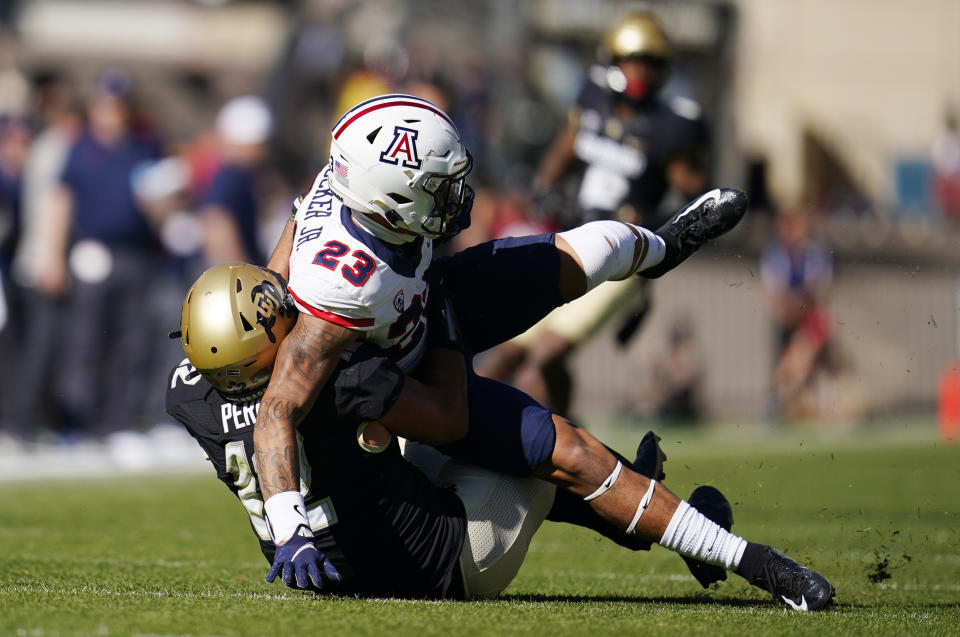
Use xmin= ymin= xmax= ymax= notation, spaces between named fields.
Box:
xmin=569 ymin=68 xmax=709 ymax=228
xmin=165 ymin=357 xmax=466 ymax=599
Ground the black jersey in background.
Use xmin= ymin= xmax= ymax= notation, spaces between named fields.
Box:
xmin=569 ymin=67 xmax=709 ymax=229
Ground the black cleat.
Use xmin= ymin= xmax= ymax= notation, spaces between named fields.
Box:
xmin=682 ymin=486 xmax=734 ymax=588
xmin=639 ymin=188 xmax=748 ymax=279
xmin=632 ymin=431 xmax=666 ymax=481
xmin=751 ymin=547 xmax=835 ymax=611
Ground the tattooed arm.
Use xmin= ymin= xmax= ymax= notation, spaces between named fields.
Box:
xmin=254 ymin=313 xmax=358 ymax=503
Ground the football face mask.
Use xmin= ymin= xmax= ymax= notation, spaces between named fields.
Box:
xmin=418 ymin=151 xmax=474 ymax=239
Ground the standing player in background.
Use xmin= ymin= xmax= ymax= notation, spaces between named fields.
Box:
xmin=245 ymin=93 xmax=832 ymax=610
xmin=479 ymin=12 xmax=711 ymax=414
xmin=6 ymin=72 xmax=80 ymax=439
xmin=45 ymin=69 xmax=163 ymax=438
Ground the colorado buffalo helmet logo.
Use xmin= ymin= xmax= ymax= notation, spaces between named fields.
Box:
xmin=250 ymin=279 xmax=290 ymax=343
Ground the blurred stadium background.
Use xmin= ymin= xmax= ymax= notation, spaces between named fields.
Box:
xmin=0 ymin=0 xmax=959 ymax=473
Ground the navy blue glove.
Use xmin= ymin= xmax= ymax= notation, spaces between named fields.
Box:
xmin=265 ymin=535 xmax=341 ymax=591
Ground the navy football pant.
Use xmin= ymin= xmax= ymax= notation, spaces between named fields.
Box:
xmin=434 ymin=234 xmax=656 ymax=550
xmin=433 ymin=234 xmax=563 ymax=476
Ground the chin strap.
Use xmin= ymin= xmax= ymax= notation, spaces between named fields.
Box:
xmin=350 ymin=209 xmax=418 ymax=245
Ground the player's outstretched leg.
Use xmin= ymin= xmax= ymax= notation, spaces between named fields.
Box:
xmin=546 ymin=432 xmax=741 ymax=588
xmin=638 ymin=188 xmax=748 ymax=279
xmin=552 ymin=187 xmax=748 ymax=301
xmin=538 ymin=415 xmax=834 ymax=610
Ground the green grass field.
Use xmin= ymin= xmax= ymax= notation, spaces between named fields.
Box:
xmin=2 ymin=426 xmax=958 ymax=636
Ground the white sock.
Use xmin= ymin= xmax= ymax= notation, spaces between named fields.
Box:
xmin=659 ymin=500 xmax=747 ymax=570
xmin=558 ymin=221 xmax=665 ymax=292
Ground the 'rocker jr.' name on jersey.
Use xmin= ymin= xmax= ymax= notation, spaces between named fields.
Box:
xmin=287 ymin=165 xmax=433 ymax=372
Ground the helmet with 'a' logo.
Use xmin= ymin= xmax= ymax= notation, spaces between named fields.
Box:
xmin=177 ymin=263 xmax=296 ymax=401
xmin=328 ymin=93 xmax=474 ymax=241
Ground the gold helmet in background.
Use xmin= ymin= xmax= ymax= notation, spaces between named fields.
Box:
xmin=178 ymin=263 xmax=296 ymax=401
xmin=603 ymin=12 xmax=671 ymax=62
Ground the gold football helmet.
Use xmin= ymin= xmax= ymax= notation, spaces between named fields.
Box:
xmin=178 ymin=263 xmax=296 ymax=401
xmin=603 ymin=12 xmax=671 ymax=62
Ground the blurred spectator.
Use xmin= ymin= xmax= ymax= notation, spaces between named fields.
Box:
xmin=0 ymin=33 xmax=28 ymax=117
xmin=0 ymin=114 xmax=27 ymax=276
xmin=13 ymin=73 xmax=79 ymax=286
xmin=404 ymin=75 xmax=451 ymax=113
xmin=324 ymin=41 xmax=404 ymax=166
xmin=760 ymin=207 xmax=836 ymax=420
xmin=44 ymin=69 xmax=163 ymax=439
xmin=196 ymin=95 xmax=274 ymax=266
xmin=179 ymin=121 xmax=221 ymax=207
xmin=334 ymin=58 xmax=397 ymax=122
xmin=622 ymin=314 xmax=705 ymax=425
xmin=932 ymin=109 xmax=960 ymax=220
xmin=4 ymin=72 xmax=80 ymax=439
xmin=648 ymin=316 xmax=705 ymax=423
xmin=477 ymin=12 xmax=710 ymax=415
xmin=0 ymin=113 xmax=28 ymax=435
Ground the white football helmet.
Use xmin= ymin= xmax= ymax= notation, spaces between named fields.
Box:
xmin=328 ymin=94 xmax=474 ymax=240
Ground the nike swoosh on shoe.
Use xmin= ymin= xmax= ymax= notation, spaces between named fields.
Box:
xmin=673 ymin=188 xmax=721 ymax=222
xmin=782 ymin=594 xmax=809 ymax=611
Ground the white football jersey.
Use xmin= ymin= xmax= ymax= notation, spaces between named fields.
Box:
xmin=287 ymin=165 xmax=433 ymax=371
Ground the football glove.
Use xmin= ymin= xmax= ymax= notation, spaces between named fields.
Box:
xmin=266 ymin=535 xmax=341 ymax=591
xmin=264 ymin=491 xmax=341 ymax=591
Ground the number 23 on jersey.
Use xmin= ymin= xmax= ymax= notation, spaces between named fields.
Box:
xmin=312 ymin=240 xmax=376 ymax=287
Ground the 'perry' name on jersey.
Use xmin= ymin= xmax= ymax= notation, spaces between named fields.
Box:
xmin=221 ymin=401 xmax=259 ymax=433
